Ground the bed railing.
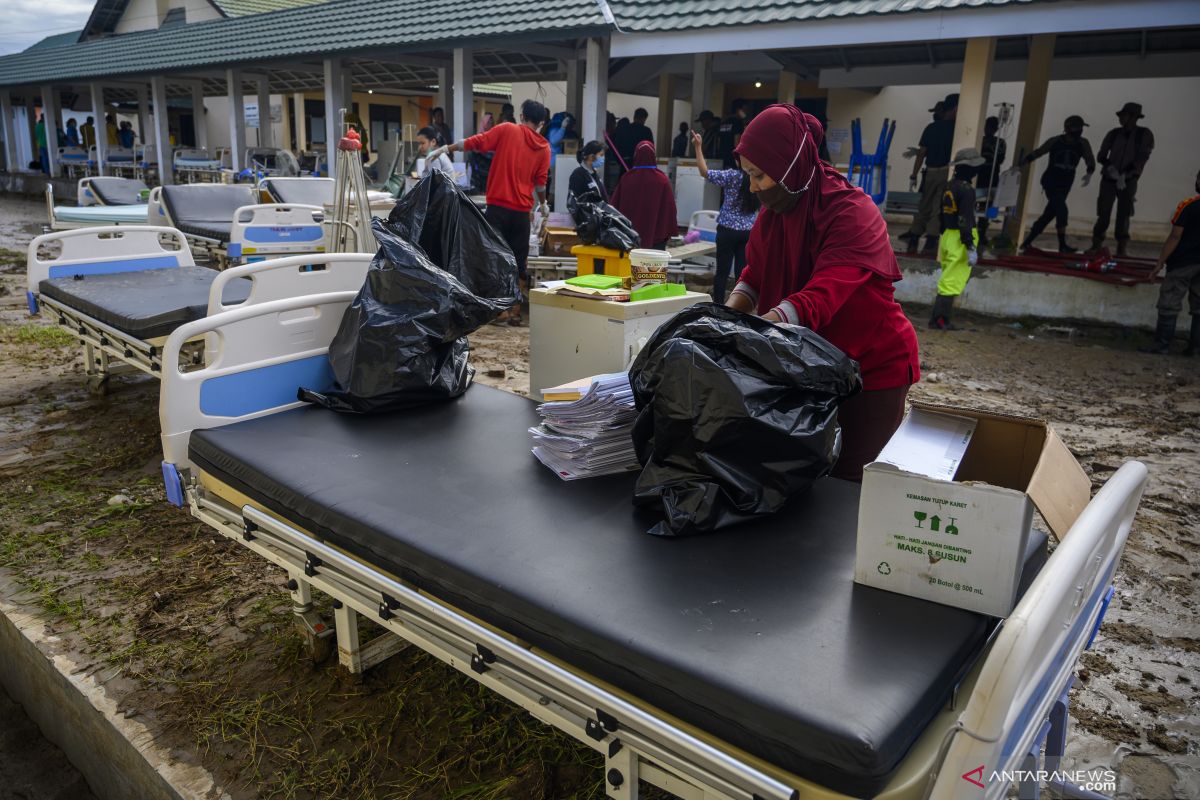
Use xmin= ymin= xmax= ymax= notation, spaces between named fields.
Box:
xmin=206 ymin=252 xmax=369 ymax=316
xmin=228 ymin=203 xmax=326 ymax=261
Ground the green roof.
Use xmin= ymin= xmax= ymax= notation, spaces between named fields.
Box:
xmin=607 ymin=0 xmax=1035 ymax=32
xmin=0 ymin=0 xmax=607 ymax=88
xmin=24 ymin=31 xmax=84 ymax=51
xmin=211 ymin=0 xmax=328 ymax=17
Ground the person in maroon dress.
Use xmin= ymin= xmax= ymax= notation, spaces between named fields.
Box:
xmin=610 ymin=140 xmax=678 ymax=249
xmin=726 ymin=104 xmax=921 ymax=481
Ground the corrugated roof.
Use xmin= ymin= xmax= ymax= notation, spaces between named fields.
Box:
xmin=211 ymin=0 xmax=328 ymax=18
xmin=0 ymin=0 xmax=607 ymax=88
xmin=24 ymin=31 xmax=84 ymax=51
xmin=607 ymin=0 xmax=1037 ymax=32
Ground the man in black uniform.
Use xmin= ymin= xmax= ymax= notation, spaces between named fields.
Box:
xmin=1091 ymin=102 xmax=1155 ymax=256
xmin=717 ymin=99 xmax=748 ymax=166
xmin=692 ymin=110 xmax=719 ymax=159
xmin=1143 ymin=170 xmax=1200 ymax=355
xmin=904 ymin=93 xmax=958 ymax=254
xmin=629 ymin=107 xmax=654 ymax=149
xmin=974 ymin=116 xmax=1007 ymax=246
xmin=671 ymin=122 xmax=689 ymax=158
xmin=930 ymin=147 xmax=986 ymax=330
xmin=1020 ymin=115 xmax=1096 ymax=253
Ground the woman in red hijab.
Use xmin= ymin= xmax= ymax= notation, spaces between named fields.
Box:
xmin=611 ymin=141 xmax=678 ymax=249
xmin=728 ymin=105 xmax=920 ymax=482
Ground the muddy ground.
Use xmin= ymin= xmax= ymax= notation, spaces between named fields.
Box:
xmin=0 ymin=194 xmax=1196 ymax=799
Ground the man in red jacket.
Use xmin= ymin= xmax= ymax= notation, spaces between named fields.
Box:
xmin=435 ymin=99 xmax=551 ymax=325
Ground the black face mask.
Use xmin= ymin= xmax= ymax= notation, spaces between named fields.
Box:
xmin=756 ymin=183 xmax=802 ymax=214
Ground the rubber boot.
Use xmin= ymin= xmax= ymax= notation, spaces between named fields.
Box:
xmin=905 ymin=234 xmax=919 ymax=255
xmin=1087 ymin=235 xmax=1105 ymax=255
xmin=1139 ymin=314 xmax=1176 ymax=354
xmin=928 ymin=294 xmax=956 ymax=330
xmin=1186 ymin=316 xmax=1200 ymax=357
xmin=1057 ymin=229 xmax=1078 ymax=254
xmin=1021 ymin=219 xmax=1048 ymax=253
xmin=1116 ymin=239 xmax=1129 ymax=257
xmin=922 ymin=235 xmax=939 ymax=255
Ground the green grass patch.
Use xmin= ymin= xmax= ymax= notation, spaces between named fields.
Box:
xmin=0 ymin=322 xmax=76 ymax=349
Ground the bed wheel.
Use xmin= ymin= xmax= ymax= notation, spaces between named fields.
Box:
xmin=294 ymin=608 xmax=335 ymax=665
xmin=86 ymin=374 xmax=110 ymax=396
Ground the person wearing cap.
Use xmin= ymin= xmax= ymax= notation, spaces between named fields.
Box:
xmin=902 ymin=93 xmax=959 ymax=254
xmin=718 ymin=99 xmax=750 ymax=165
xmin=1091 ymin=102 xmax=1155 ymax=256
xmin=1020 ymin=115 xmax=1096 ymax=253
xmin=692 ymin=110 xmax=720 ymax=159
xmin=1143 ymin=169 xmax=1200 ymax=356
xmin=727 ymin=105 xmax=920 ymax=481
xmin=974 ymin=116 xmax=1007 ymax=246
xmin=930 ymin=148 xmax=985 ymax=330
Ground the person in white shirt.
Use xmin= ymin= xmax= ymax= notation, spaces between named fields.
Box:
xmin=417 ymin=126 xmax=455 ymax=177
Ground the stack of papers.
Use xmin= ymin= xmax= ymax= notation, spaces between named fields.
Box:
xmin=531 ymin=373 xmax=641 ymax=480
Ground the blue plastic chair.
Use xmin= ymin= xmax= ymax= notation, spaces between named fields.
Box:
xmin=846 ymin=118 xmax=895 ymax=205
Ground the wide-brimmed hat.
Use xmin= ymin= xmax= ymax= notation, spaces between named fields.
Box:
xmin=1064 ymin=114 xmax=1089 ymax=129
xmin=1116 ymin=102 xmax=1144 ymax=119
xmin=695 ymin=109 xmax=716 ymax=122
xmin=928 ymin=100 xmax=945 ymax=113
xmin=951 ymin=147 xmax=986 ymax=167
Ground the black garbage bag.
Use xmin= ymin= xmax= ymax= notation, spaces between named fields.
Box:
xmin=299 ymin=175 xmax=520 ymax=414
xmin=629 ymin=304 xmax=862 ymax=536
xmin=568 ymin=188 xmax=641 ymax=253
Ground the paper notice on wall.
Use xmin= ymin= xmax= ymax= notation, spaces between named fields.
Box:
xmin=992 ymin=167 xmax=1022 ymax=209
xmin=826 ymin=127 xmax=850 ymax=156
xmin=876 ymin=408 xmax=977 ymax=481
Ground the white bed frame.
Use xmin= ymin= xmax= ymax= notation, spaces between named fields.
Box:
xmin=27 ymin=225 xmax=369 ymax=391
xmin=156 ymin=295 xmax=1147 ymax=800
xmin=173 ymin=148 xmax=223 ymax=183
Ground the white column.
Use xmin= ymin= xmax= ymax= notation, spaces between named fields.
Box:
xmin=226 ymin=68 xmax=246 ymax=172
xmin=691 ymin=53 xmax=712 ymax=119
xmin=293 ymin=92 xmax=307 ymax=151
xmin=191 ymin=84 xmax=208 ymax=150
xmin=951 ymin=37 xmax=997 ymax=155
xmin=777 ymin=70 xmax=798 ymax=105
xmin=150 ymin=75 xmax=172 ymax=184
xmin=323 ymin=58 xmax=346 ymax=179
xmin=41 ymin=85 xmax=60 ymax=177
xmin=0 ymin=92 xmax=16 ymax=173
xmin=565 ymin=57 xmax=583 ymax=122
xmin=256 ymin=76 xmax=272 ymax=147
xmin=1004 ymin=34 xmax=1055 ymax=247
xmin=451 ymin=47 xmax=473 ymax=155
xmin=136 ymin=84 xmax=150 ymax=147
xmin=582 ymin=37 xmax=610 ymax=143
xmin=90 ymin=83 xmax=108 ymax=174
xmin=436 ymin=67 xmax=449 ymax=130
xmin=655 ymin=72 xmax=676 ymax=157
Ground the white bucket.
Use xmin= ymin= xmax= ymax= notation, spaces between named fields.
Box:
xmin=630 ymin=248 xmax=670 ymax=291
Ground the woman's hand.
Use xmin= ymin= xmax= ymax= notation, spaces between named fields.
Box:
xmin=691 ymin=130 xmax=703 ymax=150
xmin=762 ymin=308 xmax=784 ymax=323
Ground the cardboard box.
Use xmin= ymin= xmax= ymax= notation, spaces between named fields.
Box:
xmin=541 ymin=227 xmax=581 ymax=257
xmin=854 ymin=403 xmax=1091 ymax=617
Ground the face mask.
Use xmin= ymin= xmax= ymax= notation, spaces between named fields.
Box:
xmin=755 ymin=127 xmax=817 ymax=214
xmin=593 ymin=156 xmax=605 ymax=170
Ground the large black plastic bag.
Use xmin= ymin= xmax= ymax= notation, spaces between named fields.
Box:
xmin=568 ymin=188 xmax=641 ymax=253
xmin=629 ymin=304 xmax=862 ymax=536
xmin=300 ymin=175 xmax=520 ymax=413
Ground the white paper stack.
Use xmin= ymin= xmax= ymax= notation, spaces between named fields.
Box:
xmin=531 ymin=373 xmax=641 ymax=480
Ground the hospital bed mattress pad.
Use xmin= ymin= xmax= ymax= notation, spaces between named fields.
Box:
xmin=264 ymin=178 xmax=335 ymax=207
xmin=91 ymin=178 xmax=149 ymax=206
xmin=188 ymin=385 xmax=1047 ymax=797
xmin=176 ymin=221 xmax=233 ymax=243
xmin=39 ymin=267 xmax=250 ymax=340
xmin=160 ymin=184 xmax=256 ymax=244
xmin=54 ymin=205 xmax=148 ymax=224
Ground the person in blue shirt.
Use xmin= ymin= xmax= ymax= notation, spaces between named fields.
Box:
xmin=691 ymin=130 xmax=760 ymax=303
xmin=64 ymin=119 xmax=80 ymax=146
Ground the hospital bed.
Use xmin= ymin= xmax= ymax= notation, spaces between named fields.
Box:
xmin=147 ymin=183 xmax=326 ymax=267
xmin=156 ymin=291 xmax=1147 ymax=800
xmin=259 ymin=176 xmax=396 ymax=217
xmin=97 ymin=146 xmax=137 ymax=178
xmin=173 ymin=148 xmax=224 ymax=183
xmin=57 ymin=146 xmax=91 ymax=178
xmin=26 ymin=225 xmax=370 ymax=393
xmin=45 ymin=182 xmax=149 ymax=231
xmin=77 ymin=176 xmax=149 ymax=207
xmin=135 ymin=144 xmax=158 ymax=182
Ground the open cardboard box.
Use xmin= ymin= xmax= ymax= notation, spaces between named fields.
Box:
xmin=542 ymin=226 xmax=582 ymax=257
xmin=854 ymin=402 xmax=1092 ymax=617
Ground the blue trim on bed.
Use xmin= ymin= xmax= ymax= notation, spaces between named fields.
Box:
xmin=26 ymin=291 xmax=38 ymax=315
xmin=162 ymin=461 xmax=185 ymax=507
xmin=47 ymin=254 xmax=181 ymax=279
xmin=199 ymin=355 xmax=332 ymax=418
xmin=228 ymin=242 xmax=242 ymax=259
xmin=243 ymin=225 xmax=323 ymax=243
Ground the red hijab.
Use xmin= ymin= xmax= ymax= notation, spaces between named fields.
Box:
xmin=734 ymin=105 xmax=899 ymax=313
xmin=611 ymin=141 xmax=678 ymax=247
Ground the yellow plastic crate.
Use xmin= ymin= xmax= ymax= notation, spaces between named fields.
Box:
xmin=571 ymin=244 xmax=632 ymax=278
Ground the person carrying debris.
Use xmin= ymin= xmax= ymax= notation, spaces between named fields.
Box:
xmin=1019 ymin=115 xmax=1096 ymax=253
xmin=930 ymin=148 xmax=986 ymax=330
xmin=1090 ymin=102 xmax=1154 ymax=256
xmin=431 ymin=99 xmax=551 ymax=326
xmin=1142 ymin=169 xmax=1200 ymax=356
xmin=901 ymin=93 xmax=958 ymax=254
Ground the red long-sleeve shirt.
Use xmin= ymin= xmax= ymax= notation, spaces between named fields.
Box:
xmin=733 ymin=265 xmax=920 ymax=391
xmin=463 ymin=122 xmax=550 ymax=213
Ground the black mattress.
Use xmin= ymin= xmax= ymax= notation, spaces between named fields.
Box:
xmin=160 ymin=184 xmax=256 ymax=245
xmin=264 ymin=178 xmax=333 ymax=207
xmin=40 ymin=267 xmax=251 ymax=340
xmin=189 ymin=386 xmax=1047 ymax=796
xmin=91 ymin=177 xmax=149 ymax=206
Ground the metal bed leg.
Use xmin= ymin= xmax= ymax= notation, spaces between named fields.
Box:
xmin=606 ymin=740 xmax=640 ymax=800
xmin=332 ymin=599 xmax=409 ymax=675
xmin=84 ymin=342 xmax=110 ymax=395
xmin=285 ymin=570 xmax=335 ymax=664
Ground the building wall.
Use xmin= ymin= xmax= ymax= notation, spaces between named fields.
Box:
xmin=113 ymin=0 xmax=222 ymax=34
xmin=509 ymin=81 xmax=693 ymax=146
xmin=826 ymin=76 xmax=1200 ymax=240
